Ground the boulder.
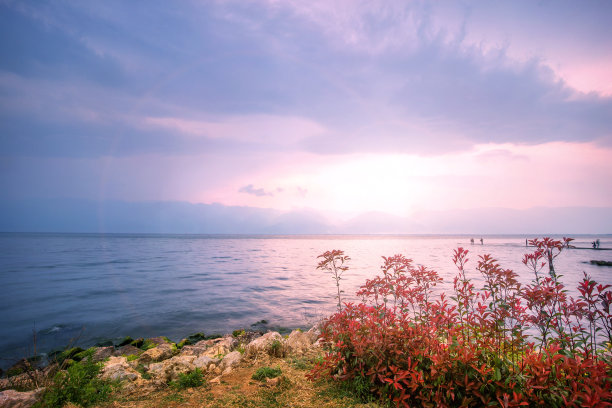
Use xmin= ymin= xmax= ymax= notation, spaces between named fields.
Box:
xmin=3 ymin=370 xmax=46 ymax=391
xmin=0 ymin=388 xmax=44 ymax=408
xmin=113 ymin=344 xmax=142 ymax=358
xmin=219 ymin=351 xmax=242 ymax=374
xmin=306 ymin=326 xmax=321 ymax=343
xmin=201 ymin=337 xmax=237 ymax=359
xmin=192 ymin=355 xmax=219 ymax=371
xmin=92 ymin=346 xmax=114 ymax=362
xmin=119 ymin=378 xmax=158 ymax=395
xmin=147 ymin=355 xmax=196 ymax=382
xmin=146 ymin=336 xmax=171 ymax=347
xmin=138 ymin=336 xmax=170 ymax=351
xmin=179 ymin=341 xmax=210 ymax=357
xmin=245 ymin=332 xmax=283 ymax=357
xmin=137 ymin=343 xmax=174 ymax=365
xmin=101 ymin=356 xmax=141 ymax=382
xmin=285 ymin=330 xmax=313 ymax=354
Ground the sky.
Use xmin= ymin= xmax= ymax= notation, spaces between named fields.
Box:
xmin=1 ymin=0 xmax=611 ymax=232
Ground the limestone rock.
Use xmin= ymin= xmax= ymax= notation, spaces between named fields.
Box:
xmin=192 ymin=355 xmax=219 ymax=371
xmin=201 ymin=337 xmax=237 ymax=359
xmin=146 ymin=337 xmax=171 ymax=347
xmin=91 ymin=346 xmax=114 ymax=362
xmin=179 ymin=341 xmax=210 ymax=357
xmin=113 ymin=344 xmax=142 ymax=358
xmin=119 ymin=378 xmax=158 ymax=395
xmin=219 ymin=351 xmax=242 ymax=374
xmin=137 ymin=343 xmax=174 ymax=364
xmin=2 ymin=371 xmax=45 ymax=391
xmin=147 ymin=355 xmax=196 ymax=382
xmin=245 ymin=331 xmax=283 ymax=356
xmin=0 ymin=388 xmax=44 ymax=408
xmin=306 ymin=326 xmax=321 ymax=343
xmin=285 ymin=330 xmax=313 ymax=354
xmin=101 ymin=356 xmax=141 ymax=382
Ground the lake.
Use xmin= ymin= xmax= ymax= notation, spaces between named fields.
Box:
xmin=1 ymin=233 xmax=610 ymax=368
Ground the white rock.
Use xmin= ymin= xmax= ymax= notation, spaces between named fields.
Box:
xmin=286 ymin=330 xmax=316 ymax=354
xmin=220 ymin=351 xmax=242 ymax=373
xmin=137 ymin=343 xmax=174 ymax=364
xmin=201 ymin=337 xmax=237 ymax=359
xmin=147 ymin=355 xmax=196 ymax=382
xmin=245 ymin=332 xmax=283 ymax=357
xmin=101 ymin=356 xmax=141 ymax=382
xmin=0 ymin=388 xmax=44 ymax=408
xmin=193 ymin=355 xmax=219 ymax=370
xmin=306 ymin=326 xmax=321 ymax=343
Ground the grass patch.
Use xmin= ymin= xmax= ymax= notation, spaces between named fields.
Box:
xmin=35 ymin=358 xmax=114 ymax=408
xmin=135 ymin=364 xmax=151 ymax=380
xmin=316 ymin=376 xmax=380 ymax=407
xmin=251 ymin=366 xmax=282 ymax=382
xmin=169 ymin=368 xmax=204 ymax=390
xmin=289 ymin=357 xmax=312 ymax=370
xmin=163 ymin=392 xmax=185 ymax=403
xmin=258 ymin=376 xmax=291 ymax=408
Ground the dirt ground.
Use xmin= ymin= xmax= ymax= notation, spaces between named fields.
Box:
xmin=94 ymin=351 xmax=380 ymax=408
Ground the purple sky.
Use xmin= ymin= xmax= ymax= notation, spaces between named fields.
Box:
xmin=1 ymin=0 xmax=611 ymax=231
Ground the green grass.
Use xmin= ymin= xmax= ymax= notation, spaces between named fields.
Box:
xmin=163 ymin=392 xmax=185 ymax=403
xmin=267 ymin=340 xmax=284 ymax=357
xmin=135 ymin=364 xmax=151 ymax=380
xmin=34 ymin=358 xmax=114 ymax=408
xmin=316 ymin=376 xmax=381 ymax=407
xmin=168 ymin=368 xmax=204 ymax=390
xmin=251 ymin=366 xmax=282 ymax=381
xmin=289 ymin=357 xmax=312 ymax=370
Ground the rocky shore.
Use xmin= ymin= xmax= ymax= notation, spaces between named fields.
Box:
xmin=0 ymin=327 xmax=324 ymax=408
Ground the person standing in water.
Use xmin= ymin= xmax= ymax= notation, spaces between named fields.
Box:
xmin=480 ymin=238 xmax=483 ymax=245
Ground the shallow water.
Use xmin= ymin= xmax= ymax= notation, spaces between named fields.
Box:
xmin=1 ymin=233 xmax=610 ymax=367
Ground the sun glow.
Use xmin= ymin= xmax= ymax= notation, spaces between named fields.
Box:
xmin=204 ymin=142 xmax=612 ymax=219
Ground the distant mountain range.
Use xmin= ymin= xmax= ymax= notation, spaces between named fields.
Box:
xmin=0 ymin=198 xmax=610 ymax=234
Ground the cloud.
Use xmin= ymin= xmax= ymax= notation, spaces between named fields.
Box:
xmin=239 ymin=184 xmax=274 ymax=197
xmin=1 ymin=0 xmax=611 ymax=217
xmin=297 ymin=187 xmax=308 ymax=198
xmin=1 ymin=0 xmax=611 ymax=162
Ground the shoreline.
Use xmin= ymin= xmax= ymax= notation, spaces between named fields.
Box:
xmin=1 ymin=326 xmax=328 ymax=408
xmin=0 ymin=318 xmax=313 ymax=375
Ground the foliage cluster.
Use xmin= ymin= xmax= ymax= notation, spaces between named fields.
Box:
xmin=35 ymin=350 xmax=113 ymax=408
xmin=310 ymin=239 xmax=612 ymax=407
xmin=252 ymin=366 xmax=283 ymax=381
xmin=169 ymin=368 xmax=204 ymax=390
xmin=267 ymin=339 xmax=285 ymax=358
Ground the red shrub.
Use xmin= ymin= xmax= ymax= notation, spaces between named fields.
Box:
xmin=311 ymin=238 xmax=612 ymax=407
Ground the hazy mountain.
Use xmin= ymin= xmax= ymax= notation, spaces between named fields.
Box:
xmin=0 ymin=198 xmax=609 ymax=234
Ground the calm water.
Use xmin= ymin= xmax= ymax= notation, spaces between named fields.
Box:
xmin=1 ymin=233 xmax=611 ymax=367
